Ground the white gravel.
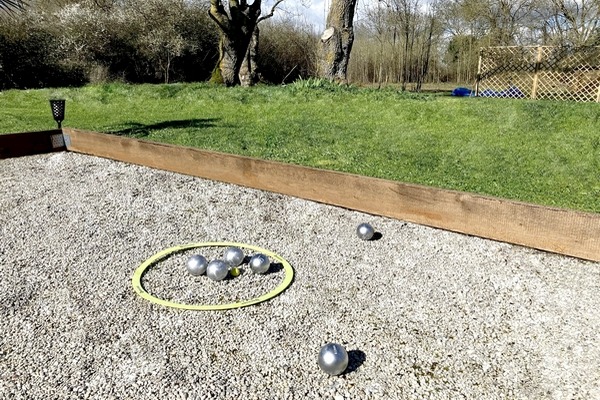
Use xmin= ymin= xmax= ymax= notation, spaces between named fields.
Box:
xmin=1 ymin=152 xmax=599 ymax=399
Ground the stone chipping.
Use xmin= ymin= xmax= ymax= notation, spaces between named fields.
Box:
xmin=0 ymin=152 xmax=599 ymax=399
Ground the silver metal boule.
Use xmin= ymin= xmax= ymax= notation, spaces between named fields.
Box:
xmin=249 ymin=254 xmax=270 ymax=274
xmin=186 ymin=254 xmax=208 ymax=276
xmin=206 ymin=259 xmax=229 ymax=281
xmin=318 ymin=343 xmax=349 ymax=376
xmin=356 ymin=222 xmax=374 ymax=240
xmin=223 ymin=246 xmax=245 ymax=267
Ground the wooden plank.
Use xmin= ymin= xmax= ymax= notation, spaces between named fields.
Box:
xmin=0 ymin=130 xmax=65 ymax=159
xmin=531 ymin=46 xmax=543 ymax=100
xmin=475 ymin=49 xmax=483 ymax=96
xmin=63 ymin=128 xmax=600 ymax=262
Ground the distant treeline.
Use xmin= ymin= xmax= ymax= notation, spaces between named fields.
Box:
xmin=0 ymin=0 xmax=597 ymax=90
xmin=0 ymin=0 xmax=316 ymax=89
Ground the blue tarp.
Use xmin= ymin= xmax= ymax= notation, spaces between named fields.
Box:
xmin=451 ymin=87 xmax=473 ymax=97
xmin=479 ymin=85 xmax=525 ymax=98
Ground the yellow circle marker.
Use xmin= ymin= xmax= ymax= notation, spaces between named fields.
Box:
xmin=131 ymin=242 xmax=294 ymax=311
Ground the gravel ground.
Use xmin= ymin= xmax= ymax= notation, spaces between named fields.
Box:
xmin=1 ymin=152 xmax=599 ymax=400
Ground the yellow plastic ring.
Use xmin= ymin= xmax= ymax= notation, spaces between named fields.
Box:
xmin=132 ymin=242 xmax=294 ymax=311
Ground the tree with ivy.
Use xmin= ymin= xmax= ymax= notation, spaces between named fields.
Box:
xmin=208 ymin=0 xmax=283 ymax=86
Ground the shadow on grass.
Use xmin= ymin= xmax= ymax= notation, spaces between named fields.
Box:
xmin=109 ymin=118 xmax=220 ymax=137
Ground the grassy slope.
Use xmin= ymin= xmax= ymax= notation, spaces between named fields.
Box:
xmin=1 ymin=83 xmax=598 ymax=213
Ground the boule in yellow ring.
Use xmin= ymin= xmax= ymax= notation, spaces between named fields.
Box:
xmin=131 ymin=242 xmax=294 ymax=311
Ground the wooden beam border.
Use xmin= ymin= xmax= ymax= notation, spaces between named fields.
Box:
xmin=59 ymin=128 xmax=599 ymax=262
xmin=0 ymin=130 xmax=66 ymax=159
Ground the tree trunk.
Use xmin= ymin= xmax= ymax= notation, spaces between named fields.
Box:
xmin=217 ymin=34 xmax=250 ymax=86
xmin=208 ymin=0 xmax=261 ymax=86
xmin=416 ymin=12 xmax=436 ymax=91
xmin=319 ymin=0 xmax=358 ymax=82
xmin=239 ymin=26 xmax=260 ymax=86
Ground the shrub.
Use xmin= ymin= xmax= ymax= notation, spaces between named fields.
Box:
xmin=257 ymin=20 xmax=318 ymax=84
xmin=0 ymin=13 xmax=85 ymax=89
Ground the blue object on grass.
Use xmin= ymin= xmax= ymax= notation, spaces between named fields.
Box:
xmin=451 ymin=87 xmax=472 ymax=97
xmin=503 ymin=85 xmax=525 ymax=98
xmin=479 ymin=85 xmax=525 ymax=98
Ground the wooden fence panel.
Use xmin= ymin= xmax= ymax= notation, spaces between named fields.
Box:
xmin=477 ymin=46 xmax=600 ymax=102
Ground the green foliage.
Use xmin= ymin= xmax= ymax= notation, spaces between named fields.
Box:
xmin=210 ymin=66 xmax=224 ymax=85
xmin=289 ymin=77 xmax=358 ymax=93
xmin=1 ymin=83 xmax=598 ymax=213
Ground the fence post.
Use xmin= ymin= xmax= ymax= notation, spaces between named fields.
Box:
xmin=597 ymin=84 xmax=600 ymax=103
xmin=531 ymin=46 xmax=543 ymax=99
xmin=475 ymin=49 xmax=483 ymax=96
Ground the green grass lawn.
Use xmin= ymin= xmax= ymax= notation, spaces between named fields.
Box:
xmin=1 ymin=82 xmax=599 ymax=213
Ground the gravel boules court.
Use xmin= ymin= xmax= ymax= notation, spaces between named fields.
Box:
xmin=1 ymin=152 xmax=599 ymax=399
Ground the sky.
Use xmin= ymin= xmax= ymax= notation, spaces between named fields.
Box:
xmin=274 ymin=0 xmax=438 ymax=32
xmin=303 ymin=0 xmax=328 ymax=29
xmin=270 ymin=0 xmax=393 ymax=33
xmin=270 ymin=0 xmax=328 ymax=31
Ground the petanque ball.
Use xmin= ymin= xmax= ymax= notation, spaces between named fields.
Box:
xmin=223 ymin=247 xmax=245 ymax=267
xmin=318 ymin=343 xmax=349 ymax=376
xmin=356 ymin=223 xmax=374 ymax=241
xmin=249 ymin=254 xmax=270 ymax=274
xmin=186 ymin=254 xmax=208 ymax=276
xmin=206 ymin=259 xmax=229 ymax=281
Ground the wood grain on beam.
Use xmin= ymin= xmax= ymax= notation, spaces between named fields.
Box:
xmin=63 ymin=128 xmax=600 ymax=262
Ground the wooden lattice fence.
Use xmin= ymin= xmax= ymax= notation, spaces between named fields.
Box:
xmin=475 ymin=46 xmax=600 ymax=102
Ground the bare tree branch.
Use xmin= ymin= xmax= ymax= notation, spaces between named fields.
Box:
xmin=0 ymin=0 xmax=27 ymax=13
xmin=257 ymin=0 xmax=285 ymax=23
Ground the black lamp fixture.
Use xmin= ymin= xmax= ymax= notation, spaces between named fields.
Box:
xmin=49 ymin=99 xmax=66 ymax=129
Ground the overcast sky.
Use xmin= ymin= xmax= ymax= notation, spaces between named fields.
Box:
xmin=270 ymin=0 xmax=328 ymax=31
xmin=304 ymin=0 xmax=328 ymax=29
xmin=271 ymin=0 xmax=388 ymax=33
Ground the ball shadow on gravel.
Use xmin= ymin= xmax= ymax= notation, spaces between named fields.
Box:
xmin=371 ymin=232 xmax=383 ymax=241
xmin=235 ymin=260 xmax=285 ymax=276
xmin=267 ymin=262 xmax=284 ymax=274
xmin=345 ymin=350 xmax=367 ymax=374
